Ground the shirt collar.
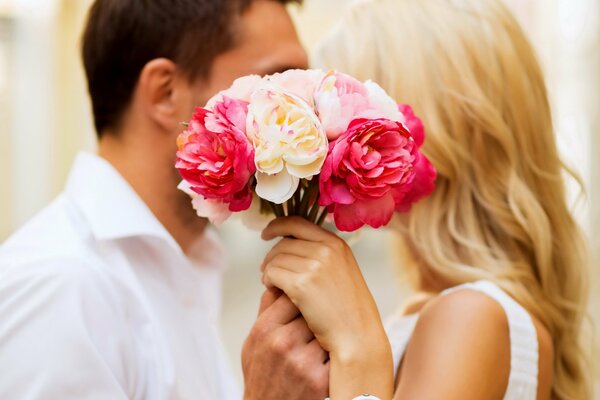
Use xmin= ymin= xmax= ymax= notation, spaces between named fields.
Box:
xmin=65 ymin=152 xmax=182 ymax=251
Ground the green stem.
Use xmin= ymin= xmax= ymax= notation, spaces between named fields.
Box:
xmin=269 ymin=202 xmax=285 ymax=218
xmin=269 ymin=201 xmax=278 ymax=217
xmin=275 ymin=203 xmax=285 ymax=218
xmin=286 ymin=197 xmax=295 ymax=218
xmin=260 ymin=199 xmax=270 ymax=215
xmin=298 ymin=181 xmax=318 ymax=217
xmin=316 ymin=208 xmax=329 ymax=226
xmin=293 ymin=189 xmax=302 ymax=215
xmin=308 ymin=193 xmax=321 ymax=223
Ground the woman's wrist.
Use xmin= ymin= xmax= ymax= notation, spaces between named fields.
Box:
xmin=329 ymin=323 xmax=390 ymax=361
xmin=329 ymin=330 xmax=394 ymax=400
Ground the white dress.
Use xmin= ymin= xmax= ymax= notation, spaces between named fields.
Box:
xmin=385 ymin=280 xmax=539 ymax=399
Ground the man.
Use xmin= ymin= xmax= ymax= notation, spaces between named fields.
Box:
xmin=0 ymin=0 xmax=329 ymax=398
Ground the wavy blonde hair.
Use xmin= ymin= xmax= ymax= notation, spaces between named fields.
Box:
xmin=315 ymin=0 xmax=591 ymax=398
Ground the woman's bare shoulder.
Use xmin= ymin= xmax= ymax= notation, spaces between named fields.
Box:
xmin=394 ymin=289 xmax=511 ymax=400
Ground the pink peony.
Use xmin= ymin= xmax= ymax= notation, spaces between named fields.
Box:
xmin=394 ymin=104 xmax=436 ymax=212
xmin=176 ymin=97 xmax=256 ymax=212
xmin=398 ymin=104 xmax=424 ymax=147
xmin=177 ymin=181 xmax=232 ymax=225
xmin=394 ymin=150 xmax=437 ymax=213
xmin=206 ymin=75 xmax=264 ymax=108
xmin=314 ymin=71 xmax=372 ymax=140
xmin=191 ymin=196 xmax=233 ymax=226
xmin=267 ymin=69 xmax=325 ymax=106
xmin=319 ymin=118 xmax=436 ymax=232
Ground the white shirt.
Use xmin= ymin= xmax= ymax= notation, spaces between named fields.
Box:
xmin=0 ymin=153 xmax=240 ymax=400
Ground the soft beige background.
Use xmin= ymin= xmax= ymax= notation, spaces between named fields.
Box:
xmin=1 ymin=0 xmax=599 ymax=393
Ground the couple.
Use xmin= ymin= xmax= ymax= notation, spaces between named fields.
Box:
xmin=0 ymin=0 xmax=591 ymax=399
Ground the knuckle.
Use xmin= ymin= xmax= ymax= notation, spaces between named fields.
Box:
xmin=262 ymin=264 xmax=272 ymax=278
xmin=305 ymin=264 xmax=323 ymax=287
xmin=292 ymin=275 xmax=309 ymax=293
xmin=263 ymin=265 xmax=277 ymax=284
xmin=317 ymin=245 xmax=331 ymax=260
xmin=281 ymin=348 xmax=329 ymax=397
xmin=285 ymin=352 xmax=306 ymax=376
xmin=331 ymin=237 xmax=346 ymax=252
xmin=269 ymin=333 xmax=293 ymax=356
xmin=307 ymin=369 xmax=329 ymax=396
xmin=308 ymin=259 xmax=323 ymax=273
xmin=284 ymin=284 xmax=300 ymax=301
xmin=306 ymin=270 xmax=320 ymax=287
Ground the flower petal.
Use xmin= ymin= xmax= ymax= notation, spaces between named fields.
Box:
xmin=332 ymin=204 xmax=366 ymax=232
xmin=190 ymin=196 xmax=232 ymax=226
xmin=206 ymin=75 xmax=264 ymax=108
xmin=255 ymin=169 xmax=299 ymax=204
xmin=395 ymin=152 xmax=437 ymax=212
xmin=285 ymin=156 xmax=326 ymax=179
xmin=177 ymin=180 xmax=195 ymax=196
xmin=238 ymin=195 xmax=276 ymax=231
xmin=362 ymin=80 xmax=404 ymax=122
xmin=355 ymin=194 xmax=396 ymax=229
xmin=327 ymin=180 xmax=355 ymax=205
xmin=398 ymin=104 xmax=425 ymax=147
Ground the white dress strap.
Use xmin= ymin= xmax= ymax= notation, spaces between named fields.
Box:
xmin=441 ymin=281 xmax=539 ymax=400
xmin=385 ymin=313 xmax=419 ymax=374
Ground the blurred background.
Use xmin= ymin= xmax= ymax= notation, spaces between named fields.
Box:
xmin=0 ymin=0 xmax=599 ymax=392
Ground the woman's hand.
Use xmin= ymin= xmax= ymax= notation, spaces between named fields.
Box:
xmin=261 ymin=217 xmax=382 ymax=353
xmin=261 ymin=217 xmax=393 ymax=400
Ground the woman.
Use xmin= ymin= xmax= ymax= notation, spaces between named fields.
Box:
xmin=260 ymin=0 xmax=591 ymax=399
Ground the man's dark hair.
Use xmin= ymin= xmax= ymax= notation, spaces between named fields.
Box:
xmin=82 ymin=0 xmax=300 ymax=137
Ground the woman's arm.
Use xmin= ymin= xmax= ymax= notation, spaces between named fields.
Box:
xmin=261 ymin=217 xmax=519 ymax=400
xmin=261 ymin=217 xmax=394 ymax=400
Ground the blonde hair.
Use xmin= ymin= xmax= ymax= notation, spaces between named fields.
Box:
xmin=316 ymin=0 xmax=591 ymax=398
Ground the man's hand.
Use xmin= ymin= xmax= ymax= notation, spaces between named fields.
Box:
xmin=242 ymin=289 xmax=329 ymax=400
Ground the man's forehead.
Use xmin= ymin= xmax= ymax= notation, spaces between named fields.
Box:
xmin=199 ymin=0 xmax=308 ymax=100
xmin=237 ymin=1 xmax=301 ymax=47
xmin=234 ymin=1 xmax=308 ymax=74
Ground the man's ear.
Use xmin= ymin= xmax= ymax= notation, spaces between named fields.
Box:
xmin=137 ymin=58 xmax=181 ymax=133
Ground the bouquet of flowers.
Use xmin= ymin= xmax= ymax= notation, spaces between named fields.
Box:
xmin=176 ymin=69 xmax=436 ymax=232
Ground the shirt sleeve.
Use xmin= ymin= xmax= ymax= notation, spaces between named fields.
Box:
xmin=0 ymin=257 xmax=143 ymax=400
